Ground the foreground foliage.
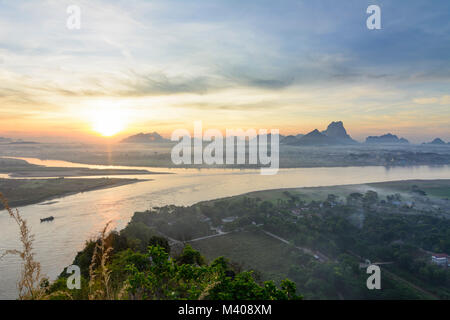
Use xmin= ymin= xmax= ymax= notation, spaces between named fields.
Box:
xmin=0 ymin=193 xmax=44 ymax=299
xmin=1 ymin=193 xmax=300 ymax=300
xmin=127 ymin=183 xmax=450 ymax=300
xmin=44 ymin=224 xmax=301 ymax=300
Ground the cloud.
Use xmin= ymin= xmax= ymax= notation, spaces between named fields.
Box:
xmin=0 ymin=0 xmax=448 ymax=141
xmin=413 ymin=95 xmax=450 ymax=105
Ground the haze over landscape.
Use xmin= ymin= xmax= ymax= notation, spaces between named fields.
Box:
xmin=0 ymin=0 xmax=449 ymax=303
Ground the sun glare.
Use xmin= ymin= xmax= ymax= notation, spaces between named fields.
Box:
xmin=90 ymin=107 xmax=127 ymax=137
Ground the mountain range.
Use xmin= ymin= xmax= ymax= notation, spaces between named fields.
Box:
xmin=120 ymin=123 xmax=448 ymax=146
xmin=423 ymin=138 xmax=448 ymax=145
xmin=365 ymin=133 xmax=409 ymax=144
xmin=283 ymin=121 xmax=357 ymax=146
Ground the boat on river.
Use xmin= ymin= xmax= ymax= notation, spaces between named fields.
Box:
xmin=40 ymin=216 xmax=54 ymax=223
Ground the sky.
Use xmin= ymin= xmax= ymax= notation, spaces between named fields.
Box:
xmin=0 ymin=0 xmax=449 ymax=143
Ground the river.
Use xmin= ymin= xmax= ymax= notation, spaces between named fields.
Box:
xmin=1 ymin=157 xmax=450 ymax=299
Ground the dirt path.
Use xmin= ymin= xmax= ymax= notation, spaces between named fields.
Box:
xmin=164 ymin=230 xmax=232 ymax=246
xmin=261 ymin=230 xmax=330 ymax=262
xmin=187 ymin=231 xmax=232 ymax=243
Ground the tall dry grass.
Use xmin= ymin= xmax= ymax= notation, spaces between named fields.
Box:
xmin=1 ymin=192 xmax=119 ymax=300
xmin=88 ymin=221 xmax=115 ymax=300
xmin=1 ymin=193 xmax=220 ymax=300
xmin=0 ymin=193 xmax=45 ymax=299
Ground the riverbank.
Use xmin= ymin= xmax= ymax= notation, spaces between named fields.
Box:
xmin=0 ymin=157 xmax=169 ymax=177
xmin=227 ymin=179 xmax=450 ymax=203
xmin=0 ymin=178 xmax=145 ymax=209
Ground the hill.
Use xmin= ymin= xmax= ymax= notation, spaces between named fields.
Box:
xmin=365 ymin=133 xmax=409 ymax=144
xmin=287 ymin=121 xmax=357 ymax=146
xmin=321 ymin=121 xmax=357 ymax=144
xmin=424 ymin=138 xmax=447 ymax=145
xmin=121 ymin=132 xmax=169 ymax=143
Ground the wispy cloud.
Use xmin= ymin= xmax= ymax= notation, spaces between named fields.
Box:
xmin=413 ymin=95 xmax=450 ymax=105
xmin=0 ymin=0 xmax=448 ymax=141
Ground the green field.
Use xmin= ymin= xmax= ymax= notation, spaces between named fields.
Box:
xmin=191 ymin=230 xmax=298 ymax=284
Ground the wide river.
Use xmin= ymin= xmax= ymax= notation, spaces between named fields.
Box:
xmin=1 ymin=157 xmax=450 ymax=299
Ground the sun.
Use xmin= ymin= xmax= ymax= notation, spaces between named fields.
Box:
xmin=90 ymin=107 xmax=127 ymax=137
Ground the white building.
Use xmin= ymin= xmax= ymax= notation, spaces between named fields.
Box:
xmin=431 ymin=254 xmax=449 ymax=268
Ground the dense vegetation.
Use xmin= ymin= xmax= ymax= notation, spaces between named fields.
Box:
xmin=122 ymin=181 xmax=450 ymax=299
xmin=46 ymin=227 xmax=301 ymax=300
xmin=3 ymin=179 xmax=449 ymax=300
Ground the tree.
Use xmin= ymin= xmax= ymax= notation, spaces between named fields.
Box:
xmin=176 ymin=244 xmax=206 ymax=266
xmin=125 ymin=245 xmax=302 ymax=300
xmin=363 ymin=191 xmax=378 ymax=208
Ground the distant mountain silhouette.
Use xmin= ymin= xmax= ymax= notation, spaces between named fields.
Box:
xmin=321 ymin=121 xmax=357 ymax=144
xmin=365 ymin=133 xmax=409 ymax=144
xmin=286 ymin=121 xmax=357 ymax=146
xmin=121 ymin=132 xmax=169 ymax=143
xmin=296 ymin=129 xmax=333 ymax=145
xmin=281 ymin=135 xmax=299 ymax=144
xmin=0 ymin=137 xmax=12 ymax=143
xmin=423 ymin=138 xmax=447 ymax=145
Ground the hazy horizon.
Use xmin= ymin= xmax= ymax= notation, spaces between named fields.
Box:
xmin=0 ymin=0 xmax=449 ymax=143
xmin=1 ymin=119 xmax=449 ymax=145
